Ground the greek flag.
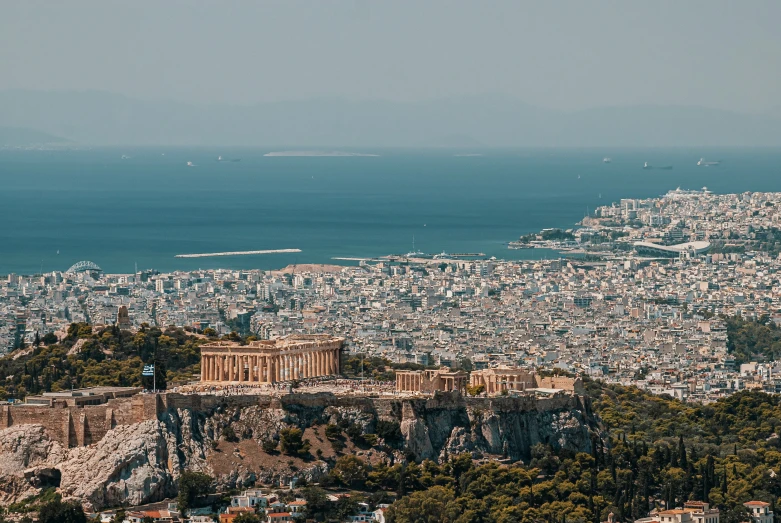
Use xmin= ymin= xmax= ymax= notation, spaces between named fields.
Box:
xmin=142 ymin=364 xmax=155 ymax=377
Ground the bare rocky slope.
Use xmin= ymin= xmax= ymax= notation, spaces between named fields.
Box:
xmin=0 ymin=392 xmax=602 ymax=511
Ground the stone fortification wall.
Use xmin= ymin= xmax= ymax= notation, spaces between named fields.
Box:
xmin=0 ymin=389 xmax=586 ymax=449
xmin=0 ymin=394 xmax=154 ymax=448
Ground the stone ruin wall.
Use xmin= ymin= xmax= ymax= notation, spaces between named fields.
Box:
xmin=535 ymin=376 xmax=585 ymax=394
xmin=0 ymin=389 xmax=584 ymax=447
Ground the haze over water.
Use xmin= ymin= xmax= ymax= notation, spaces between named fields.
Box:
xmin=2 ymin=147 xmax=781 ymax=275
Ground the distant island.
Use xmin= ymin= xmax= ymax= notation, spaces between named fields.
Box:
xmin=263 ymin=151 xmax=379 ymax=157
xmin=0 ymin=126 xmax=70 ymax=147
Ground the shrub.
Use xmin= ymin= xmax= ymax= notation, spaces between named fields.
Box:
xmin=325 ymin=424 xmax=342 ymax=440
xmin=221 ymin=425 xmax=239 ymax=442
xmin=279 ymin=428 xmax=311 ymax=458
xmin=262 ymin=439 xmax=278 ymax=453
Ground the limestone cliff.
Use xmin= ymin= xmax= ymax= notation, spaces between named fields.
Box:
xmin=0 ymin=392 xmax=601 ymax=510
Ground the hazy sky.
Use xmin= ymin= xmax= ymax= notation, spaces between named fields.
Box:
xmin=2 ymin=1 xmax=780 ymax=113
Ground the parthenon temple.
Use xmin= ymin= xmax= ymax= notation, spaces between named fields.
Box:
xmin=200 ymin=335 xmax=344 ymax=384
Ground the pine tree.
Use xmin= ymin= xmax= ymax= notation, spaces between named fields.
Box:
xmin=678 ymin=435 xmax=687 ymax=469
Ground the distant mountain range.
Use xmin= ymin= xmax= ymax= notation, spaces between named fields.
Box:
xmin=0 ymin=126 xmax=68 ymax=146
xmin=1 ymin=89 xmax=780 ymax=147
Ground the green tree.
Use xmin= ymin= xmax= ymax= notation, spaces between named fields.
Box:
xmin=177 ymin=471 xmax=212 ymax=513
xmin=331 ymin=455 xmax=369 ymax=488
xmin=111 ymin=509 xmax=126 ymax=523
xmin=37 ymin=498 xmax=86 ymax=523
xmin=301 ymin=486 xmax=331 ymax=520
xmin=466 ymin=384 xmax=485 ymax=396
xmin=279 ymin=428 xmax=311 ymax=458
xmin=222 ymin=425 xmax=239 ymax=442
xmin=385 ymin=486 xmax=459 ymax=523
xmin=325 ymin=424 xmax=342 ymax=440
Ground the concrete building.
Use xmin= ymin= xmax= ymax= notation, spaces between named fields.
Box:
xmin=200 ymin=335 xmax=344 ymax=384
xmin=634 ymin=501 xmax=720 ymax=523
xmin=744 ymin=501 xmax=773 ymax=523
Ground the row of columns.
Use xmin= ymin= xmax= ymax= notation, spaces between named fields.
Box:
xmin=395 ymin=372 xmax=468 ymax=393
xmin=201 ymin=349 xmax=340 ymax=383
xmin=396 ymin=373 xmax=423 ymax=392
xmin=470 ymin=373 xmax=533 ymax=394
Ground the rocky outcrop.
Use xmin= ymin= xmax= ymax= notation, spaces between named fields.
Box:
xmin=57 ymin=409 xmax=211 ymax=510
xmin=0 ymin=425 xmax=66 ymax=504
xmin=0 ymin=392 xmax=602 ymax=510
xmin=400 ymin=393 xmax=598 ymax=462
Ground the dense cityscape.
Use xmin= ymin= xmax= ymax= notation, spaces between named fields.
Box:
xmin=5 ymin=188 xmax=781 ymax=405
xmin=6 ymin=2 xmax=781 ymax=522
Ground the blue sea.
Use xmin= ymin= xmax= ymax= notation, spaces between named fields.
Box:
xmin=1 ymin=147 xmax=780 ymax=275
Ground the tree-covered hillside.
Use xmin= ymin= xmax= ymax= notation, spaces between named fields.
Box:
xmin=0 ymin=323 xmax=203 ymax=399
xmin=385 ymin=384 xmax=781 ymax=523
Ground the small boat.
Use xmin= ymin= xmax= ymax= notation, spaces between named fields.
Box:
xmin=697 ymin=158 xmax=720 ymax=166
xmin=186 ymin=161 xmax=196 ymax=167
xmin=643 ymin=162 xmax=652 ymax=169
xmin=603 ymin=157 xmax=612 ymax=163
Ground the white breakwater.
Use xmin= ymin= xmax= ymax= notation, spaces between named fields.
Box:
xmin=175 ymin=249 xmax=301 ymax=258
